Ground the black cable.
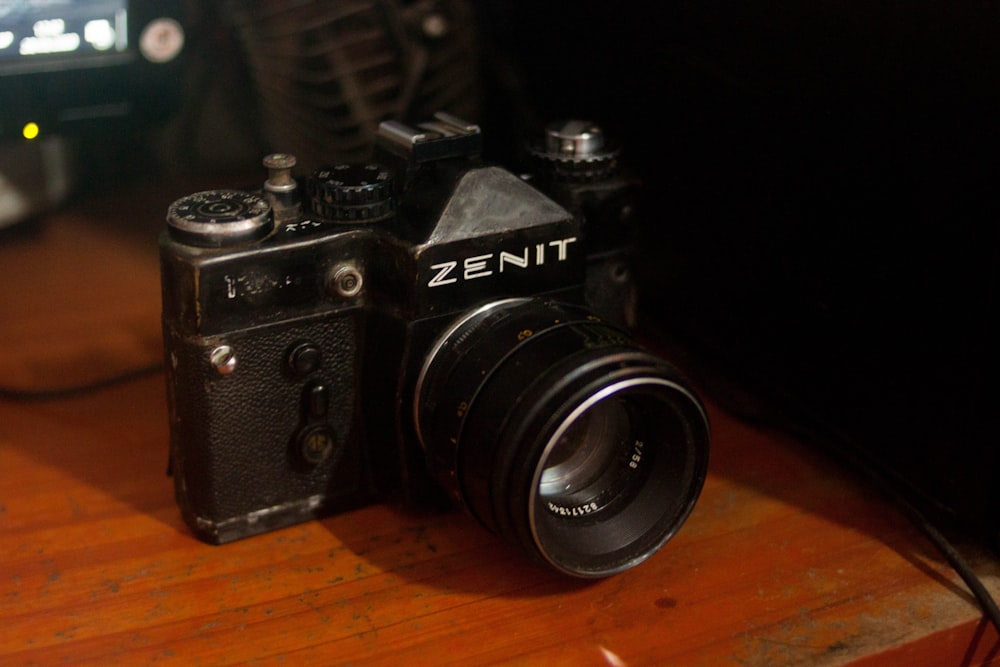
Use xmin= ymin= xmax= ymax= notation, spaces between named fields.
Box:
xmin=785 ymin=413 xmax=1000 ymax=635
xmin=897 ymin=493 xmax=1000 ymax=634
xmin=846 ymin=450 xmax=1000 ymax=636
xmin=820 ymin=422 xmax=1000 ymax=635
xmin=718 ymin=378 xmax=1000 ymax=638
xmin=0 ymin=363 xmax=162 ymax=402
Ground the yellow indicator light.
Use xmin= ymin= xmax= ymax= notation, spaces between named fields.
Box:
xmin=22 ymin=122 xmax=40 ymax=140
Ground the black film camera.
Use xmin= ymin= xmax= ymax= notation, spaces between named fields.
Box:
xmin=159 ymin=113 xmax=710 ymax=577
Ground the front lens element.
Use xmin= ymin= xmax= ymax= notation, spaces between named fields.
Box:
xmin=529 ymin=379 xmax=705 ymax=576
xmin=537 ymin=397 xmax=636 ymax=517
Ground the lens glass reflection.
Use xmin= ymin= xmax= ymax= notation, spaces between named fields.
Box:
xmin=537 ymin=397 xmax=648 ymax=521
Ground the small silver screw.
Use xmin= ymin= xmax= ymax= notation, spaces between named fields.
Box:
xmin=331 ymin=265 xmax=364 ymax=298
xmin=210 ymin=345 xmax=237 ymax=375
xmin=610 ymin=262 xmax=630 ymax=284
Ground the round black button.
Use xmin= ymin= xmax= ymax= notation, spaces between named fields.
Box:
xmin=288 ymin=342 xmax=323 ymax=376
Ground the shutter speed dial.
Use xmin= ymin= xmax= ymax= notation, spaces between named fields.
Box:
xmin=167 ymin=190 xmax=274 ymax=247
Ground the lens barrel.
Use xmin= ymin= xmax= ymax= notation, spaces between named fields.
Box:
xmin=414 ymin=299 xmax=710 ymax=577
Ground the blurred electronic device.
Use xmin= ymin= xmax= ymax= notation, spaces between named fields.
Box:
xmin=220 ymin=0 xmax=481 ymax=170
xmin=0 ymin=0 xmax=186 ymax=228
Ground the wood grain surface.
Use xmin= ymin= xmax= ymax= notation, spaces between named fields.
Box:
xmin=1 ymin=192 xmax=998 ymax=666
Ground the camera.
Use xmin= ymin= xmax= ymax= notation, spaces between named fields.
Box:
xmin=159 ymin=112 xmax=710 ymax=577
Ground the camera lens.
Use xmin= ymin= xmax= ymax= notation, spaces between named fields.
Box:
xmin=414 ymin=299 xmax=709 ymax=577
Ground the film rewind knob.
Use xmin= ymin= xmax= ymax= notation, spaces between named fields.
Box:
xmin=529 ymin=120 xmax=620 ymax=182
xmin=166 ymin=190 xmax=274 ymax=248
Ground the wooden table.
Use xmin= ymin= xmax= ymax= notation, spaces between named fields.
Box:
xmin=2 ymin=185 xmax=998 ymax=666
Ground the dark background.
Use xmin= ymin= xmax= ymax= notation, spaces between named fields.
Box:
xmin=465 ymin=0 xmax=1000 ymax=547
xmin=5 ymin=0 xmax=998 ymax=545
